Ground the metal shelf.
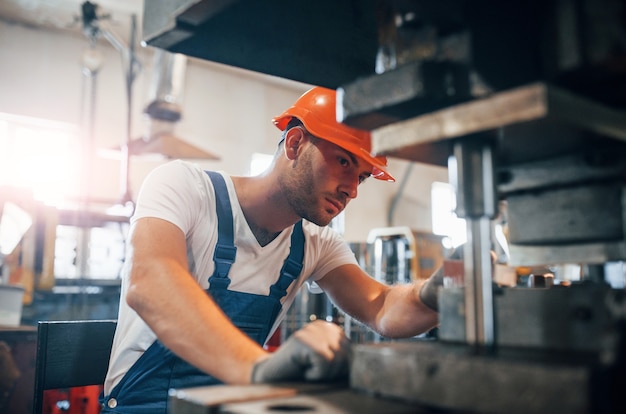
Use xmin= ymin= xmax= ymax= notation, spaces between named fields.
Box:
xmin=371 ymin=82 xmax=626 ymax=167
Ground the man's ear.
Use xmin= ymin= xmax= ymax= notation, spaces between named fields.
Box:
xmin=283 ymin=127 xmax=306 ymax=160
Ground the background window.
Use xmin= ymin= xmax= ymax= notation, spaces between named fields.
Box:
xmin=431 ymin=181 xmax=466 ymax=248
xmin=0 ymin=112 xmax=80 ymax=207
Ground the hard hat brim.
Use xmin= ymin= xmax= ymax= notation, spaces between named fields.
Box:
xmin=273 ymin=114 xmax=395 ymax=182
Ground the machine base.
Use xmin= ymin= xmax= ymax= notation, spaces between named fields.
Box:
xmin=351 ymin=340 xmax=624 ymax=414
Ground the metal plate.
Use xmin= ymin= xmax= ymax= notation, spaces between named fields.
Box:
xmin=371 ymin=83 xmax=626 ymax=166
xmin=350 ymin=341 xmax=611 ymax=414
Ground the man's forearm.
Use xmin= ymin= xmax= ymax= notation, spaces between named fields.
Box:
xmin=375 ymin=282 xmax=439 ymax=338
xmin=127 ymin=260 xmax=267 ymax=384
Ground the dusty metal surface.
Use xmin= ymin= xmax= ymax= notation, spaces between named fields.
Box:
xmin=438 ymin=284 xmax=619 ymax=353
xmin=350 ymin=340 xmax=618 ymax=414
xmin=507 ymin=184 xmax=623 ymax=244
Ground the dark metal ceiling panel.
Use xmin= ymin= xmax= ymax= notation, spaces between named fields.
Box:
xmin=143 ymin=0 xmax=379 ymax=89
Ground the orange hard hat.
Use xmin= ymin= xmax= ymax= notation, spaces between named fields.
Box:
xmin=272 ymin=87 xmax=395 ymax=182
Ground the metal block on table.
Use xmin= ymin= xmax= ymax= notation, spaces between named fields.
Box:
xmin=350 ymin=340 xmax=617 ymax=414
xmin=496 ymin=150 xmax=626 ymax=265
xmin=439 ymin=284 xmax=619 ymax=353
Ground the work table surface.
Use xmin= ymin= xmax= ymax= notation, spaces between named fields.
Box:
xmin=168 ymin=382 xmax=430 ymax=413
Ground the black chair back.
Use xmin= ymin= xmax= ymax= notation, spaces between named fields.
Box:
xmin=33 ymin=320 xmax=117 ymax=414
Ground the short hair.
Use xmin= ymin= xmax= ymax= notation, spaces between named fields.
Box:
xmin=278 ymin=118 xmax=304 ymax=146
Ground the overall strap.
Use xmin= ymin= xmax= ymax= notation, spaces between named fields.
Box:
xmin=205 ymin=171 xmax=237 ymax=289
xmin=269 ymin=220 xmax=305 ymax=300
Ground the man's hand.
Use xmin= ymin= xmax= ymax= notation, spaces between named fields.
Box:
xmin=419 ymin=246 xmax=498 ymax=311
xmin=251 ymin=320 xmax=351 ymax=383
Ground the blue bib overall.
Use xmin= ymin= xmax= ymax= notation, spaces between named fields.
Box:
xmin=101 ymin=171 xmax=305 ymax=413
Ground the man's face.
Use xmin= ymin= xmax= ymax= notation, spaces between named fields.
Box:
xmin=278 ymin=133 xmax=372 ymax=226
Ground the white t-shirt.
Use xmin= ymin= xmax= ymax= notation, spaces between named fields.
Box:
xmin=104 ymin=160 xmax=357 ymax=393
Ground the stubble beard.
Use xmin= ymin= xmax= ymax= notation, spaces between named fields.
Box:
xmin=278 ymin=148 xmax=335 ymax=227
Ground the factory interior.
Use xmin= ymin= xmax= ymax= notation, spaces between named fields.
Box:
xmin=1 ymin=0 xmax=625 ymax=413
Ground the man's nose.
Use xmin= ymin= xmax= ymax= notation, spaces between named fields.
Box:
xmin=338 ymin=176 xmax=359 ymax=199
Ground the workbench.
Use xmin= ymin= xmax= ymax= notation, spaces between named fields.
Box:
xmin=168 ymin=382 xmax=433 ymax=413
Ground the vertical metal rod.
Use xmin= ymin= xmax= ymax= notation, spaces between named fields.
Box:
xmin=102 ymin=14 xmax=138 ymax=206
xmin=372 ymin=237 xmax=384 ymax=343
xmin=450 ymin=137 xmax=497 ymax=347
xmin=463 ymin=218 xmax=495 ymax=345
xmin=76 ymin=47 xmax=98 ymax=282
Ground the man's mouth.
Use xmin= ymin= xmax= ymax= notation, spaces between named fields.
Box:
xmin=325 ymin=197 xmax=344 ymax=214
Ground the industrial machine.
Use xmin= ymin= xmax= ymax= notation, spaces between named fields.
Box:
xmin=143 ymin=1 xmax=626 ymax=412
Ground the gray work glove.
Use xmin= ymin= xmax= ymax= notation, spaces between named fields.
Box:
xmin=251 ymin=321 xmax=352 ymax=383
xmin=419 ymin=245 xmax=498 ymax=311
xmin=419 ymin=246 xmax=464 ymax=311
xmin=419 ymin=265 xmax=446 ymax=311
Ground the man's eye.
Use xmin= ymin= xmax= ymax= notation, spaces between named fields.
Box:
xmin=338 ymin=157 xmax=350 ymax=167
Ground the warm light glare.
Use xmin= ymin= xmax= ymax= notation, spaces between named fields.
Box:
xmin=0 ymin=113 xmax=80 ymax=206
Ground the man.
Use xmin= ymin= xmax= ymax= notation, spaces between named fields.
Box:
xmin=100 ymin=87 xmax=441 ymax=413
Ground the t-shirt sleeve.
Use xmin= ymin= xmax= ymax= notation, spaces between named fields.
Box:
xmin=304 ymin=224 xmax=358 ymax=292
xmin=131 ymin=160 xmax=207 ymax=234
